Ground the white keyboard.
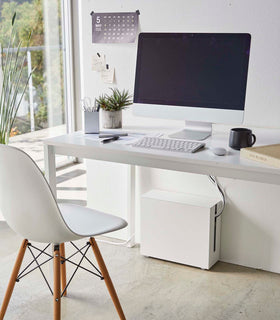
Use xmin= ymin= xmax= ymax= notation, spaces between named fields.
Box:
xmin=132 ymin=136 xmax=205 ymax=153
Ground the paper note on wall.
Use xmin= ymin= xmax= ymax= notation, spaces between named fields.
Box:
xmin=101 ymin=66 xmax=115 ymax=84
xmin=91 ymin=11 xmax=139 ymax=43
xmin=92 ymin=53 xmax=106 ymax=71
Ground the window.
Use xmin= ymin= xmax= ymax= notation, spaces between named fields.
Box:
xmin=0 ymin=0 xmax=73 ymax=169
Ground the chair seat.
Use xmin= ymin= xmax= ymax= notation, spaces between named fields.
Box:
xmin=58 ymin=204 xmax=128 ymax=237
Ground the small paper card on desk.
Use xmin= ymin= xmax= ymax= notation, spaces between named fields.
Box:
xmin=101 ymin=66 xmax=115 ymax=84
xmin=92 ymin=54 xmax=106 ymax=71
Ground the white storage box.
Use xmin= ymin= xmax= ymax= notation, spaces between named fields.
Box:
xmin=141 ymin=189 xmax=222 ymax=269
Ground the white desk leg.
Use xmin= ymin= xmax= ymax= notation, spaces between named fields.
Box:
xmin=44 ymin=144 xmax=57 ymax=198
xmin=127 ymin=165 xmax=136 ymax=247
xmin=44 ymin=144 xmax=57 ymax=280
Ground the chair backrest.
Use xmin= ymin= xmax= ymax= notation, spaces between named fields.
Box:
xmin=0 ymin=144 xmax=78 ymax=244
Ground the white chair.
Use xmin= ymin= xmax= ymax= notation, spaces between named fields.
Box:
xmin=0 ymin=144 xmax=128 ymax=320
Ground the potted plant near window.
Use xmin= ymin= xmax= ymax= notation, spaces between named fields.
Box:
xmin=0 ymin=13 xmax=33 ymax=145
xmin=96 ymin=88 xmax=133 ymax=129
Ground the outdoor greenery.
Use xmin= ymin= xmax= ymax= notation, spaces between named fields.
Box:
xmin=0 ymin=0 xmax=65 ymax=136
xmin=0 ymin=12 xmax=33 ymax=144
xmin=96 ymin=88 xmax=133 ymax=112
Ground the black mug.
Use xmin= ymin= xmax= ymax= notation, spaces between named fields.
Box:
xmin=229 ymin=128 xmax=256 ymax=150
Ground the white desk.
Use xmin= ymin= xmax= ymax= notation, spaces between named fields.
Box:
xmin=44 ymin=128 xmax=280 ymax=245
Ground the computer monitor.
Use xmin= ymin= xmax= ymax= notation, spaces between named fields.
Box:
xmin=133 ymin=33 xmax=251 ymax=140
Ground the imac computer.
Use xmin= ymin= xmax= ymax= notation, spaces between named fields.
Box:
xmin=133 ymin=33 xmax=251 ymax=140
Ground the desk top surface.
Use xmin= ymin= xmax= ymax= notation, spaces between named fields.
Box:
xmin=44 ymin=126 xmax=280 ymax=185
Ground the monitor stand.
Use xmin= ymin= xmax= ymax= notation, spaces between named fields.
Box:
xmin=169 ymin=121 xmax=212 ymax=141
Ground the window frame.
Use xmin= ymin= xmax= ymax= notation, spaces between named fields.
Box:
xmin=61 ymin=0 xmax=76 ymax=134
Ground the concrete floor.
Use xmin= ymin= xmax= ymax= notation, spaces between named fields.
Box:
xmin=1 ymin=224 xmax=280 ymax=320
xmin=1 ymin=164 xmax=280 ymax=319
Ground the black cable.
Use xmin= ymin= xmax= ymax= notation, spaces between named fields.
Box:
xmin=208 ymin=175 xmax=226 ymax=218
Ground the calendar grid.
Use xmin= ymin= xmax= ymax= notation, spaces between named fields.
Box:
xmin=91 ymin=11 xmax=139 ymax=43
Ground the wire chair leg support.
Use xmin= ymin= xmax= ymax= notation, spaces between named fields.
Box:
xmin=53 ymin=245 xmax=61 ymax=320
xmin=60 ymin=243 xmax=67 ymax=297
xmin=89 ymin=237 xmax=126 ymax=320
xmin=27 ymin=245 xmax=53 ymax=295
xmin=0 ymin=239 xmax=29 ymax=320
xmin=60 ymin=244 xmax=91 ymax=298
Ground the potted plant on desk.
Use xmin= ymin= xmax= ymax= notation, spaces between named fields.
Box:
xmin=96 ymin=88 xmax=133 ymax=129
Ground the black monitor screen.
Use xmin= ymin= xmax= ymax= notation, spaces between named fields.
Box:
xmin=134 ymin=33 xmax=251 ymax=111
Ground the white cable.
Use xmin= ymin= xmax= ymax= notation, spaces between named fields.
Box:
xmin=95 ymin=233 xmax=135 ymax=246
xmin=208 ymin=175 xmax=226 ymax=218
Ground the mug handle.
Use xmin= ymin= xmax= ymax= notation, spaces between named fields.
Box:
xmin=250 ymin=134 xmax=256 ymax=147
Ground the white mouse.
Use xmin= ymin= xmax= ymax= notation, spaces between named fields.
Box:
xmin=210 ymin=147 xmax=227 ymax=156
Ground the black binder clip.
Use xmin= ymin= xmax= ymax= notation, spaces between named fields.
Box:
xmin=90 ymin=11 xmax=94 ymax=16
xmin=136 ymin=10 xmax=140 ymax=15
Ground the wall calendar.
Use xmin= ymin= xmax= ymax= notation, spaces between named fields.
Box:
xmin=91 ymin=11 xmax=140 ymax=43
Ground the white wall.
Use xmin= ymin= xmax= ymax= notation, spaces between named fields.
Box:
xmin=79 ymin=0 xmax=280 ymax=128
xmin=78 ymin=0 xmax=280 ymax=273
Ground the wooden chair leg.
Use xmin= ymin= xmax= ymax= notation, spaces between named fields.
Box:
xmin=0 ymin=239 xmax=28 ymax=320
xmin=60 ymin=243 xmax=67 ymax=297
xmin=53 ymin=245 xmax=61 ymax=320
xmin=89 ymin=237 xmax=126 ymax=320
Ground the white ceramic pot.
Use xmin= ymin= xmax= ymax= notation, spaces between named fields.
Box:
xmin=102 ymin=110 xmax=122 ymax=129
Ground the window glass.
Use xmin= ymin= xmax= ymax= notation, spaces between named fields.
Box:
xmin=0 ymin=0 xmax=69 ymax=169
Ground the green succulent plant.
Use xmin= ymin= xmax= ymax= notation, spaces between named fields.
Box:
xmin=0 ymin=13 xmax=34 ymax=145
xmin=95 ymin=93 xmax=109 ymax=110
xmin=96 ymin=88 xmax=133 ymax=112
